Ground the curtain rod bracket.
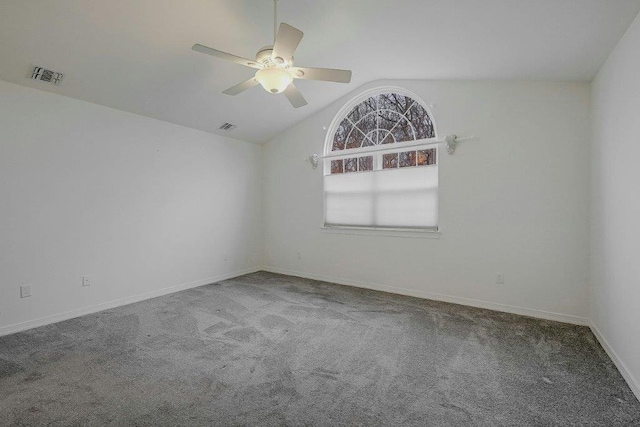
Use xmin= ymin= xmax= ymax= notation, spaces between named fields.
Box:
xmin=445 ymin=134 xmax=458 ymax=155
xmin=305 ymin=153 xmax=319 ymax=169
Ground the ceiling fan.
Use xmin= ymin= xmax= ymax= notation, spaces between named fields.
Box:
xmin=192 ymin=0 xmax=352 ymax=108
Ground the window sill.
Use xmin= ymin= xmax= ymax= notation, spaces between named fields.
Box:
xmin=320 ymin=226 xmax=440 ymax=239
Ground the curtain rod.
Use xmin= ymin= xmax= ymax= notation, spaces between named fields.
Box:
xmin=305 ymin=135 xmax=474 ymax=169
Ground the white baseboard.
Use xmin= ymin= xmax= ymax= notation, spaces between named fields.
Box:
xmin=590 ymin=321 xmax=640 ymax=402
xmin=262 ymin=266 xmax=590 ymax=326
xmin=0 ymin=266 xmax=261 ymax=337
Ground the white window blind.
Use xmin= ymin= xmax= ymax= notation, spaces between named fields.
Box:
xmin=324 ymin=165 xmax=438 ymax=229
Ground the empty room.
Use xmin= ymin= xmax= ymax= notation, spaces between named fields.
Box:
xmin=1 ymin=0 xmax=639 ymax=425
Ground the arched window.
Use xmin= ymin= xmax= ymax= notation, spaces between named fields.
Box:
xmin=323 ymin=87 xmax=438 ymax=231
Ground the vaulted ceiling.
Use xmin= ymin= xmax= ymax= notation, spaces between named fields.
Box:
xmin=1 ymin=0 xmax=639 ymax=143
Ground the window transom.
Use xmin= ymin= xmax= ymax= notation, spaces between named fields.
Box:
xmin=330 ymin=89 xmax=436 ymax=152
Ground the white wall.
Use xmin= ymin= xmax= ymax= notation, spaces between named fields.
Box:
xmin=0 ymin=80 xmax=262 ymax=334
xmin=263 ymin=80 xmax=591 ymax=323
xmin=590 ymin=13 xmax=640 ymax=397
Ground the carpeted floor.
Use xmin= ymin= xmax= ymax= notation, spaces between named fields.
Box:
xmin=0 ymin=272 xmax=639 ymax=426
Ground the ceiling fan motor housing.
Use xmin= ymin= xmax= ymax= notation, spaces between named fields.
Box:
xmin=256 ymin=46 xmax=290 ymax=68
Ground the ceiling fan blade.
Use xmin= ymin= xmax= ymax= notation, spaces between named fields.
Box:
xmin=283 ymin=83 xmax=308 ymax=108
xmin=192 ymin=44 xmax=262 ymax=69
xmin=222 ymin=77 xmax=260 ymax=96
xmin=290 ymin=66 xmax=352 ymax=83
xmin=272 ymin=23 xmax=303 ymax=63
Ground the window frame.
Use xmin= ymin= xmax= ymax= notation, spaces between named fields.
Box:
xmin=322 ymin=86 xmax=440 ymax=237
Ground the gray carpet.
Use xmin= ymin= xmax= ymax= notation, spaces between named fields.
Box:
xmin=0 ymin=272 xmax=639 ymax=426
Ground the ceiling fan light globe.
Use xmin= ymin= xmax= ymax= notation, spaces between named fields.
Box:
xmin=255 ymin=68 xmax=293 ymax=94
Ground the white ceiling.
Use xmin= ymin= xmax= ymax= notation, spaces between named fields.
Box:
xmin=1 ymin=0 xmax=639 ymax=143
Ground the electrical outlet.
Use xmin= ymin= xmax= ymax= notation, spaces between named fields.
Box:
xmin=20 ymin=285 xmax=32 ymax=298
xmin=496 ymin=273 xmax=505 ymax=285
xmin=297 ymin=251 xmax=302 ymax=260
xmin=223 ymin=253 xmax=229 ymax=262
xmin=82 ymin=276 xmax=91 ymax=287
